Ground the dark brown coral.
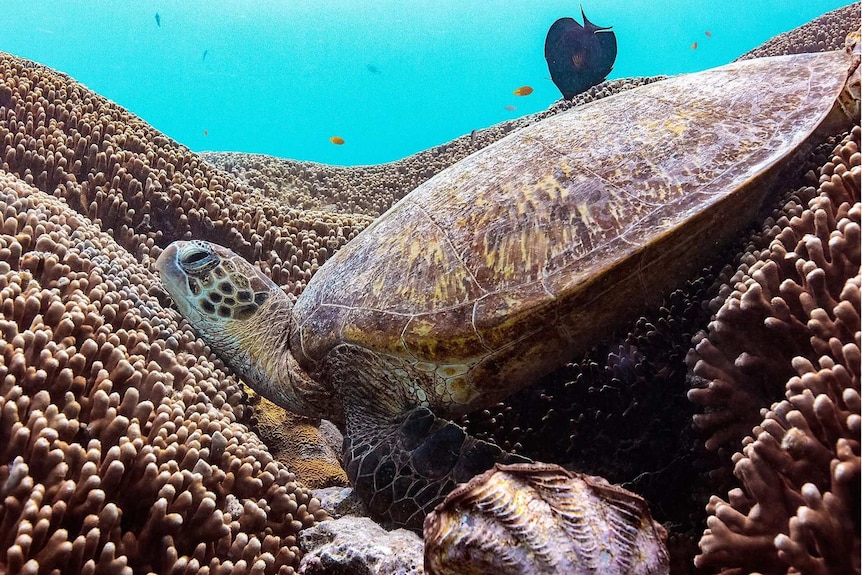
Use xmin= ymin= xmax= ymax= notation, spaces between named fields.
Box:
xmin=687 ymin=127 xmax=860 ymax=456
xmin=691 ymin=127 xmax=861 ymax=574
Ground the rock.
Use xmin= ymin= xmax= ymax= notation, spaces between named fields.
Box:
xmin=299 ymin=516 xmax=424 ymax=575
xmin=312 ymin=486 xmax=368 ymax=518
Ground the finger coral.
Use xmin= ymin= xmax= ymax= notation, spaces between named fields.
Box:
xmin=0 ymin=49 xmax=347 ymax=573
xmin=0 ymin=171 xmax=327 ymax=574
xmin=687 ymin=127 xmax=860 ymax=455
xmin=691 ymin=126 xmax=860 ymax=574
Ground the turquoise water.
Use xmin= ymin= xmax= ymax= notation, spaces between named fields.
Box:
xmin=3 ymin=1 xmax=852 ymax=166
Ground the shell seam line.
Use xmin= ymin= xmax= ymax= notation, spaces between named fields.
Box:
xmin=408 ymin=199 xmax=495 ymax=352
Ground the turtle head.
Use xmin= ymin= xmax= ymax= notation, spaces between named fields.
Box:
xmin=155 ymin=240 xmax=332 ymax=418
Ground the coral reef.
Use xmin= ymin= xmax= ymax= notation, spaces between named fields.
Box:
xmin=424 ymin=463 xmax=669 ymax=575
xmin=0 ymin=3 xmax=857 ymax=574
xmin=687 ymin=128 xmax=860 ymax=456
xmin=735 ymin=4 xmax=858 ymax=61
xmin=691 ymin=127 xmax=860 ymax=574
xmin=0 ymin=50 xmax=347 ymax=573
xmin=0 ymin=172 xmax=327 ymax=574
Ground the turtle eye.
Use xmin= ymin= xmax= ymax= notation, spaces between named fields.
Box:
xmin=180 ymin=247 xmax=219 ymax=274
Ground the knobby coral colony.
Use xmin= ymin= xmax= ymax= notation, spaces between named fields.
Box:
xmin=690 ymin=128 xmax=861 ymax=574
xmin=0 ymin=4 xmax=858 ymax=575
xmin=0 ymin=57 xmax=350 ymax=573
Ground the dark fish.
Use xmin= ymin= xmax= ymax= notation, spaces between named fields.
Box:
xmin=155 ymin=13 xmax=161 ymax=27
xmin=705 ymin=30 xmax=712 ymax=38
xmin=202 ymin=49 xmax=209 ymax=61
xmin=366 ymin=64 xmax=381 ymax=74
xmin=544 ymin=7 xmax=617 ymax=100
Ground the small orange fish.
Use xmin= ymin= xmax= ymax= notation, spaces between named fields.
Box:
xmin=513 ymin=85 xmax=533 ymax=96
xmin=203 ymin=129 xmax=208 ymax=136
xmin=691 ymin=41 xmax=698 ymax=50
xmin=329 ymin=136 xmax=345 ymax=145
xmin=705 ymin=30 xmax=712 ymax=38
xmin=505 ymin=105 xmax=517 ymax=111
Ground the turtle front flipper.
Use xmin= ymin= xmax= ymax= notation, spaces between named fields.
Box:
xmin=344 ymin=406 xmax=530 ymax=531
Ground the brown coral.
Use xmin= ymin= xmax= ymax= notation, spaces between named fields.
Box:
xmin=687 ymin=127 xmax=860 ymax=455
xmin=691 ymin=126 xmax=861 ymax=573
xmin=245 ymin=392 xmax=347 ymax=489
xmin=0 ymin=172 xmax=328 ymax=574
xmin=0 ymin=48 xmax=349 ymax=573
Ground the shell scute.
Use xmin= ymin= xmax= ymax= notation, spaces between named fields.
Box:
xmin=296 ymin=50 xmax=852 ymax=413
xmin=296 ymin=303 xmax=350 ymax=362
xmin=472 ymin=282 xmax=558 ymax=351
xmin=402 ymin=304 xmax=486 ymax=363
xmin=342 ymin=307 xmax=412 ymax=358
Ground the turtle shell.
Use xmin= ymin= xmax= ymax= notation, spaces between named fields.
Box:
xmin=292 ymin=50 xmax=853 ymax=418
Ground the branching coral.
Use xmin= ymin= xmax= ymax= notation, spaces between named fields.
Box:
xmin=0 ymin=172 xmax=328 ymax=574
xmin=691 ymin=126 xmax=861 ymax=574
xmin=687 ymin=127 xmax=860 ymax=454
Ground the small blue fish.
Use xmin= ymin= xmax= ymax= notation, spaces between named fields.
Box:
xmin=155 ymin=13 xmax=161 ymax=27
xmin=366 ymin=64 xmax=381 ymax=75
xmin=202 ymin=49 xmax=209 ymax=62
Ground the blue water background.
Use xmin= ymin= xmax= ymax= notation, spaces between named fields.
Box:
xmin=2 ymin=1 xmax=852 ymax=166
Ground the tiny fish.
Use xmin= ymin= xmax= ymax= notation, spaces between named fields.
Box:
xmin=366 ymin=64 xmax=381 ymax=75
xmin=505 ymin=105 xmax=517 ymax=111
xmin=202 ymin=50 xmax=209 ymax=61
xmin=691 ymin=41 xmax=698 ymax=50
xmin=330 ymin=136 xmax=345 ymax=145
xmin=155 ymin=13 xmax=161 ymax=27
xmin=705 ymin=30 xmax=712 ymax=38
xmin=203 ymin=130 xmax=208 ymax=136
xmin=513 ymin=86 xmax=533 ymax=96
xmin=470 ymin=129 xmax=477 ymax=142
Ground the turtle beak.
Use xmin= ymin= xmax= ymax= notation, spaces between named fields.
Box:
xmin=154 ymin=241 xmax=186 ymax=281
xmin=154 ymin=241 xmax=195 ymax=305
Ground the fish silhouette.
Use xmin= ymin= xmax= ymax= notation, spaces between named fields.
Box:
xmin=544 ymin=7 xmax=617 ymax=99
xmin=155 ymin=13 xmax=161 ymax=27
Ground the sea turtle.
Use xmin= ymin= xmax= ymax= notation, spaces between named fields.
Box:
xmin=156 ymin=46 xmax=859 ymax=531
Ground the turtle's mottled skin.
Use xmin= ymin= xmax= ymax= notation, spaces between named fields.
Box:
xmin=157 ymin=48 xmax=859 ymax=531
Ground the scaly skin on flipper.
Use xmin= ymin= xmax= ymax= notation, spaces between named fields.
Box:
xmin=157 ymin=47 xmax=859 ymax=533
xmin=344 ymin=406 xmax=529 ymax=528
